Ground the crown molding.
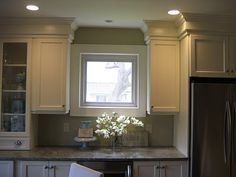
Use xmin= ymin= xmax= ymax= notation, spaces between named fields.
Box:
xmin=0 ymin=17 xmax=76 ymax=41
xmin=0 ymin=17 xmax=74 ymax=25
xmin=143 ymin=20 xmax=178 ymax=41
xmin=176 ymin=13 xmax=236 ymax=37
xmin=181 ymin=13 xmax=236 ymax=24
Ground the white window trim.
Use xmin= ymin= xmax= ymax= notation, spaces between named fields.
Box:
xmin=70 ymin=44 xmax=147 ymax=117
xmin=80 ymin=53 xmax=138 ymax=108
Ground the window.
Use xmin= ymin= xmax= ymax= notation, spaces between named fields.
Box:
xmin=80 ymin=54 xmax=137 ymax=107
xmin=70 ymin=44 xmax=146 ymax=117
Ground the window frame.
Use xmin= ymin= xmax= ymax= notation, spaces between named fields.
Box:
xmin=80 ymin=53 xmax=138 ymax=108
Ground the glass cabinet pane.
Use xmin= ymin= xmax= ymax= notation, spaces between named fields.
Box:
xmin=1 ymin=42 xmax=27 ymax=133
xmin=2 ymin=66 xmax=26 ymax=90
xmin=3 ymin=43 xmax=27 ymax=64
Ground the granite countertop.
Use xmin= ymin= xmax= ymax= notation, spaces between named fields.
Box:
xmin=0 ymin=147 xmax=187 ymax=161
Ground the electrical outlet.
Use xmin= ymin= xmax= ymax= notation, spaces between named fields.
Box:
xmin=63 ymin=123 xmax=70 ymax=132
xmin=145 ymin=124 xmax=152 ymax=133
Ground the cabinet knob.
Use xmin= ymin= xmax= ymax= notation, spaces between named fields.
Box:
xmin=44 ymin=166 xmax=49 ymax=169
xmin=156 ymin=166 xmax=160 ymax=169
xmin=160 ymin=165 xmax=167 ymax=169
xmin=15 ymin=140 xmax=22 ymax=146
xmin=231 ymin=69 xmax=234 ymax=73
xmin=49 ymin=165 xmax=55 ymax=169
xmin=62 ymin=105 xmax=65 ymax=107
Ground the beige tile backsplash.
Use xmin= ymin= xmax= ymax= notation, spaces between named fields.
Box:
xmin=37 ymin=114 xmax=173 ymax=147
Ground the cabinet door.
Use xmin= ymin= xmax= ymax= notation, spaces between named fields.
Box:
xmin=32 ymin=38 xmax=69 ymax=114
xmin=229 ymin=36 xmax=236 ymax=77
xmin=133 ymin=161 xmax=160 ymax=177
xmin=160 ymin=161 xmax=187 ymax=177
xmin=20 ymin=161 xmax=48 ymax=177
xmin=190 ymin=35 xmax=228 ymax=77
xmin=149 ymin=40 xmax=179 ymax=113
xmin=0 ymin=161 xmax=13 ymax=177
xmin=0 ymin=38 xmax=31 ymax=150
xmin=49 ymin=161 xmax=72 ymax=177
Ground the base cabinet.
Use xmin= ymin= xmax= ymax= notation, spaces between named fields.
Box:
xmin=133 ymin=161 xmax=187 ymax=177
xmin=18 ymin=161 xmax=73 ymax=177
xmin=0 ymin=161 xmax=13 ymax=177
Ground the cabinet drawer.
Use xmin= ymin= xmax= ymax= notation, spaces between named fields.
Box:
xmin=0 ymin=137 xmax=30 ymax=150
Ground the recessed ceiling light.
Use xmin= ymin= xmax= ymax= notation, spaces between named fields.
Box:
xmin=168 ymin=10 xmax=180 ymax=15
xmin=26 ymin=5 xmax=39 ymax=11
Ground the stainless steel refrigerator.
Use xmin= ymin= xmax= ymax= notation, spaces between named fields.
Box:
xmin=190 ymin=78 xmax=236 ymax=177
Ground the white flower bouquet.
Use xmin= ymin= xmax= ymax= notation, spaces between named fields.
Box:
xmin=95 ymin=112 xmax=144 ymax=139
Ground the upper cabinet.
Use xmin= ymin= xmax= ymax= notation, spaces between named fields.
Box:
xmin=190 ymin=34 xmax=229 ymax=77
xmin=31 ymin=38 xmax=70 ymax=114
xmin=189 ymin=34 xmax=236 ymax=78
xmin=0 ymin=18 xmax=74 ymax=115
xmin=0 ymin=38 xmax=32 ymax=150
xmin=147 ymin=40 xmax=179 ymax=114
xmin=229 ymin=36 xmax=236 ymax=77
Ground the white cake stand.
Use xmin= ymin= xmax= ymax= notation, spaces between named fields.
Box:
xmin=74 ymin=136 xmax=97 ymax=148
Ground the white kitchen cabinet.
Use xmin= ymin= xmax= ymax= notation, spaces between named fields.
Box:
xmin=147 ymin=40 xmax=179 ymax=114
xmin=229 ymin=36 xmax=236 ymax=77
xmin=133 ymin=160 xmax=187 ymax=177
xmin=0 ymin=161 xmax=13 ymax=177
xmin=0 ymin=38 xmax=32 ymax=150
xmin=32 ymin=38 xmax=70 ymax=114
xmin=190 ymin=34 xmax=229 ymax=77
xmin=18 ymin=161 xmax=73 ymax=177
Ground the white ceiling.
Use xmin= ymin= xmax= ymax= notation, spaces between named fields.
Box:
xmin=1 ymin=0 xmax=236 ymax=28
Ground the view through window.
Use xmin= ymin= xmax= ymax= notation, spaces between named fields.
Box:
xmin=81 ymin=54 xmax=137 ymax=107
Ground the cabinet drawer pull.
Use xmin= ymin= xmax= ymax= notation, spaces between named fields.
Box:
xmin=44 ymin=166 xmax=49 ymax=169
xmin=160 ymin=165 xmax=167 ymax=169
xmin=49 ymin=165 xmax=55 ymax=169
xmin=15 ymin=140 xmax=22 ymax=146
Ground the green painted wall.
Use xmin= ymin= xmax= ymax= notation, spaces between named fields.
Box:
xmin=73 ymin=27 xmax=145 ymax=45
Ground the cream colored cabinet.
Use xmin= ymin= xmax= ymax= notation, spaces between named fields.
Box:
xmin=0 ymin=161 xmax=13 ymax=177
xmin=133 ymin=161 xmax=187 ymax=177
xmin=229 ymin=36 xmax=236 ymax=77
xmin=18 ymin=161 xmax=73 ymax=177
xmin=32 ymin=38 xmax=70 ymax=114
xmin=190 ymin=34 xmax=229 ymax=77
xmin=147 ymin=40 xmax=179 ymax=114
xmin=0 ymin=38 xmax=32 ymax=150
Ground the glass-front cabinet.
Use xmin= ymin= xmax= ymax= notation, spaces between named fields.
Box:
xmin=0 ymin=39 xmax=31 ymax=149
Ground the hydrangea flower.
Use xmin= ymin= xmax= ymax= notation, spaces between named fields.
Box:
xmin=95 ymin=112 xmax=144 ymax=139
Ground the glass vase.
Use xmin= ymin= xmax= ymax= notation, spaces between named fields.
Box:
xmin=111 ymin=136 xmax=118 ymax=151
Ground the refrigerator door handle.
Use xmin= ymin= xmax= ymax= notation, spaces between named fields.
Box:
xmin=228 ymin=101 xmax=232 ymax=163
xmin=233 ymin=102 xmax=236 ymax=161
xmin=224 ymin=101 xmax=231 ymax=163
xmin=224 ymin=101 xmax=228 ymax=163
